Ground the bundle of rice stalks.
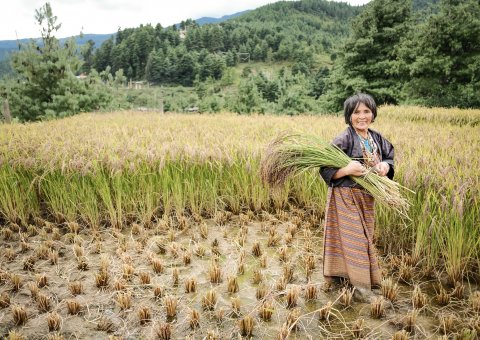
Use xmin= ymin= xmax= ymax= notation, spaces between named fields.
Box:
xmin=261 ymin=133 xmax=413 ymax=216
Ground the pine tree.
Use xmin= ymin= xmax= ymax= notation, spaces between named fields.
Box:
xmin=234 ymin=77 xmax=265 ymax=114
xmin=4 ymin=2 xmax=109 ymax=121
xmin=321 ymin=0 xmax=412 ymax=111
xmin=400 ymin=0 xmax=480 ymax=107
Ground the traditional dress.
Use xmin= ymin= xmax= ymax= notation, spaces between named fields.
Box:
xmin=320 ymin=126 xmax=395 ymax=289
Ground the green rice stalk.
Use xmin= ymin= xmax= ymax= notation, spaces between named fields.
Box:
xmin=261 ymin=133 xmax=414 ymax=217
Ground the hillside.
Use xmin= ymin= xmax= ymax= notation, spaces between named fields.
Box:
xmin=91 ymin=0 xmax=363 ymax=83
xmin=233 ymin=0 xmax=362 ymax=50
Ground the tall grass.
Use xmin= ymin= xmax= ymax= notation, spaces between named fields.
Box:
xmin=0 ymin=107 xmax=478 ymax=282
xmin=0 ymin=166 xmax=39 ymax=225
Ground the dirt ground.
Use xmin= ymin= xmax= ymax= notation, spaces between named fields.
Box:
xmin=0 ymin=211 xmax=478 ymax=339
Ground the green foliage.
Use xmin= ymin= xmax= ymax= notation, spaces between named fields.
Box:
xmin=0 ymin=3 xmax=113 ymax=121
xmin=3 ymin=0 xmax=473 ymax=117
xmin=320 ymin=0 xmax=412 ymax=112
xmin=233 ymin=77 xmax=266 ymax=114
xmin=320 ymin=0 xmax=479 ymax=111
xmin=0 ymin=58 xmax=13 ymax=79
xmin=80 ymin=39 xmax=95 ymax=74
xmin=412 ymin=0 xmax=440 ymax=11
xmin=399 ymin=0 xmax=480 ymax=108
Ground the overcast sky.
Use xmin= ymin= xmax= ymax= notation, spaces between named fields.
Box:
xmin=1 ymin=0 xmax=371 ymax=41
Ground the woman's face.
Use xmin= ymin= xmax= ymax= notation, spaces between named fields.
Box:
xmin=351 ymin=102 xmax=373 ymax=134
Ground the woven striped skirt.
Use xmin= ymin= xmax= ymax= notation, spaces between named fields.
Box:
xmin=322 ymin=187 xmax=381 ymax=289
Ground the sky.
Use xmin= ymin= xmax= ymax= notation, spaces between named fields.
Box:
xmin=1 ymin=0 xmax=372 ymax=41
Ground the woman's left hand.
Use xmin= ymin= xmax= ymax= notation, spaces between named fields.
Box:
xmin=374 ymin=162 xmax=390 ymax=176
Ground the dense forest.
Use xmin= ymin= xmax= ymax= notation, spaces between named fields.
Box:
xmin=1 ymin=0 xmax=479 ymax=121
xmin=91 ymin=0 xmax=361 ymax=84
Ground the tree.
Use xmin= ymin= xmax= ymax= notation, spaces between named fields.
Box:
xmin=321 ymin=0 xmax=412 ymax=111
xmin=176 ymin=48 xmax=198 ymax=86
xmin=93 ymin=37 xmax=113 ymax=71
xmin=2 ymin=2 xmax=110 ymax=121
xmin=276 ymin=72 xmax=313 ymax=115
xmin=80 ymin=39 xmax=95 ymax=73
xmin=399 ymin=0 xmax=480 ymax=107
xmin=233 ymin=77 xmax=265 ymax=114
xmin=311 ymin=67 xmax=330 ymax=99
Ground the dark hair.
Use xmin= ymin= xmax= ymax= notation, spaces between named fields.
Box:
xmin=343 ymin=93 xmax=377 ymax=125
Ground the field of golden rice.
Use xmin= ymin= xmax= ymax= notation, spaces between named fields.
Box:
xmin=0 ymin=106 xmax=479 ymax=339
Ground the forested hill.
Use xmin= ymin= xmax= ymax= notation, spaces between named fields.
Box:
xmin=234 ymin=0 xmax=361 ymax=51
xmin=91 ymin=0 xmax=363 ymax=84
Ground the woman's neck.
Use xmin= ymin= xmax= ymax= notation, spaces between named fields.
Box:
xmin=354 ymin=128 xmax=368 ymax=139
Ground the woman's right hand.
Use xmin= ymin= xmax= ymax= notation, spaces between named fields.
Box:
xmin=332 ymin=160 xmax=365 ymax=180
xmin=344 ymin=160 xmax=365 ymax=177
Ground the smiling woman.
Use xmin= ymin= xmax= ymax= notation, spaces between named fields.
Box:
xmin=320 ymin=93 xmax=395 ymax=301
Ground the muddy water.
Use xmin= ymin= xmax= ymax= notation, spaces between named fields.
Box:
xmin=0 ymin=213 xmax=478 ymax=339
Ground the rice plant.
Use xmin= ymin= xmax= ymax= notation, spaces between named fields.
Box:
xmin=155 ymin=322 xmax=171 ymax=340
xmin=7 ymin=330 xmax=26 ymax=340
xmin=259 ymin=299 xmax=274 ymax=321
xmin=238 ymin=315 xmax=254 ymax=337
xmin=12 ymin=305 xmax=28 ymax=325
xmin=97 ymin=316 xmax=115 ymax=332
xmin=116 ymin=292 xmax=132 ymax=310
xmin=47 ymin=312 xmax=62 ymax=332
xmin=260 ymin=133 xmax=413 ymax=216
xmin=340 ymin=287 xmax=354 ymax=307
xmin=351 ymin=318 xmax=365 ymax=338
xmin=36 ymin=293 xmax=51 ymax=313
xmin=227 ymin=276 xmax=239 ymax=294
xmin=153 ymin=285 xmax=164 ymax=299
xmin=412 ymin=285 xmax=428 ymax=309
xmin=370 ymin=296 xmax=386 ymax=319
xmin=202 ymin=289 xmax=217 ymax=311
xmin=164 ymin=295 xmax=178 ymax=318
xmin=66 ymin=299 xmax=81 ymax=315
xmin=381 ymin=277 xmax=399 ymax=302
xmin=137 ymin=306 xmax=151 ymax=325
xmin=0 ymin=292 xmax=11 ymax=308
xmin=286 ymin=286 xmax=299 ymax=308
xmin=184 ymin=277 xmax=196 ymax=293
xmin=69 ymin=281 xmax=84 ymax=295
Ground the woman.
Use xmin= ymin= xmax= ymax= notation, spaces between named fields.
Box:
xmin=320 ymin=93 xmax=394 ymax=301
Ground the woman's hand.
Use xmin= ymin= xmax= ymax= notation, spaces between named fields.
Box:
xmin=374 ymin=162 xmax=390 ymax=176
xmin=332 ymin=160 xmax=366 ymax=180
xmin=344 ymin=160 xmax=366 ymax=177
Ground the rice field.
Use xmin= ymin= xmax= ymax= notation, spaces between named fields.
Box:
xmin=0 ymin=106 xmax=479 ymax=339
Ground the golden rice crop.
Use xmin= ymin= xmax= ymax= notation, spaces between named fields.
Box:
xmin=0 ymin=107 xmax=478 ymax=283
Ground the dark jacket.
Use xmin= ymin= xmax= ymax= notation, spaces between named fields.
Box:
xmin=320 ymin=126 xmax=395 ymax=187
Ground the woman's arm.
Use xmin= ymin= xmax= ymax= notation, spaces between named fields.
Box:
xmin=380 ymin=136 xmax=395 ymax=179
xmin=333 ymin=161 xmax=365 ymax=179
xmin=320 ymin=130 xmax=365 ymax=184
